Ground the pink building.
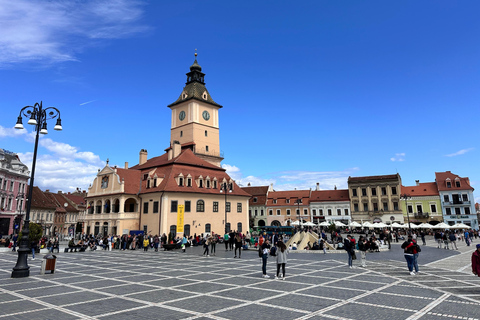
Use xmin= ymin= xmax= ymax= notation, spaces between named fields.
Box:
xmin=0 ymin=149 xmax=29 ymax=236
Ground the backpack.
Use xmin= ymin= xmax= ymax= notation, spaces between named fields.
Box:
xmin=269 ymin=246 xmax=277 ymax=256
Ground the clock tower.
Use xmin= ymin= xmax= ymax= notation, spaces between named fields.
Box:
xmin=167 ymin=53 xmax=223 ymax=167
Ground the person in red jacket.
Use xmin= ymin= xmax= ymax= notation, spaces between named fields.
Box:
xmin=472 ymin=244 xmax=480 ymax=277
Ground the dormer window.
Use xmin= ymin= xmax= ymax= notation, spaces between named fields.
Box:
xmin=182 ymin=92 xmax=187 ymax=99
xmin=446 ymin=181 xmax=451 ymax=188
xmin=179 ymin=177 xmax=184 ymax=187
xmin=143 ymin=174 xmax=148 ymax=180
xmin=455 ymin=178 xmax=460 ymax=188
xmin=253 ymin=197 xmax=257 ymax=203
xmin=213 ymin=180 xmax=217 ymax=189
xmin=206 ymin=180 xmax=210 ymax=188
xmin=199 ymin=180 xmax=203 ymax=188
xmin=273 ymin=199 xmax=277 ymax=204
xmin=187 ymin=178 xmax=192 ymax=187
xmin=286 ymin=199 xmax=290 ymax=204
xmin=202 ymin=91 xmax=207 ymax=100
xmin=147 ymin=180 xmax=150 ymax=189
xmin=153 ymin=178 xmax=157 ymax=187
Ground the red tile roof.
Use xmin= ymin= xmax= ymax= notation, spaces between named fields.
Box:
xmin=29 ymin=187 xmax=57 ymax=210
xmin=310 ymin=189 xmax=350 ymax=202
xmin=114 ymin=168 xmax=142 ymax=194
xmin=44 ymin=192 xmax=79 ymax=213
xmin=241 ymin=186 xmax=269 ymax=196
xmin=131 ymin=148 xmax=221 ymax=171
xmin=63 ymin=193 xmax=87 ymax=207
xmin=435 ymin=171 xmax=474 ymax=191
xmin=401 ymin=183 xmax=439 ymax=197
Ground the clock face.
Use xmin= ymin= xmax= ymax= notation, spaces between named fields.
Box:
xmin=179 ymin=111 xmax=186 ymax=121
xmin=202 ymin=110 xmax=210 ymax=121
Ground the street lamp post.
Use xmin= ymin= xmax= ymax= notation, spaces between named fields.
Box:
xmin=11 ymin=101 xmax=62 ymax=278
xmin=296 ymin=198 xmax=302 ymax=229
xmin=400 ymin=193 xmax=411 ymax=234
xmin=220 ymin=183 xmax=231 ymax=234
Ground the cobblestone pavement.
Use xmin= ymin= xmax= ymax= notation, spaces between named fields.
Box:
xmin=0 ymin=243 xmax=479 ymax=320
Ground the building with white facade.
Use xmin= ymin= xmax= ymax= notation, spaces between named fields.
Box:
xmin=435 ymin=171 xmax=478 ymax=229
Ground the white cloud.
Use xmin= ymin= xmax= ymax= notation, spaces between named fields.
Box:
xmin=0 ymin=0 xmax=150 ymax=67
xmin=445 ymin=148 xmax=474 ymax=157
xmin=223 ymin=163 xmax=359 ymax=191
xmin=1 ymin=125 xmax=104 ymax=192
xmin=390 ymin=153 xmax=405 ymax=162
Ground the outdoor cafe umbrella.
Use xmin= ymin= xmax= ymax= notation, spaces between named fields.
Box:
xmin=450 ymin=223 xmax=471 ymax=229
xmin=318 ymin=221 xmax=330 ymax=227
xmin=431 ymin=222 xmax=450 ymax=229
xmin=349 ymin=221 xmax=362 ymax=227
xmin=417 ymin=223 xmax=433 ymax=228
xmin=303 ymin=221 xmax=316 ymax=226
xmin=373 ymin=222 xmax=388 ymax=228
xmin=291 ymin=221 xmax=301 ymax=226
xmin=334 ymin=221 xmax=347 ymax=227
xmin=391 ymin=222 xmax=404 ymax=228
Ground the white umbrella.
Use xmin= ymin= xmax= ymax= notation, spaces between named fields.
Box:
xmin=349 ymin=221 xmax=362 ymax=227
xmin=291 ymin=221 xmax=300 ymax=226
xmin=373 ymin=222 xmax=387 ymax=228
xmin=318 ymin=221 xmax=330 ymax=227
xmin=303 ymin=221 xmax=316 ymax=226
xmin=362 ymin=221 xmax=374 ymax=228
xmin=334 ymin=221 xmax=346 ymax=227
xmin=417 ymin=223 xmax=433 ymax=228
xmin=450 ymin=223 xmax=471 ymax=229
xmin=431 ymin=222 xmax=450 ymax=229
xmin=391 ymin=222 xmax=404 ymax=228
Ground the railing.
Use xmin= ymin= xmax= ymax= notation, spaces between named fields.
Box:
xmin=414 ymin=212 xmax=429 ymax=218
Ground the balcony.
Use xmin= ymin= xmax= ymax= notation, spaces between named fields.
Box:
xmin=414 ymin=212 xmax=429 ymax=219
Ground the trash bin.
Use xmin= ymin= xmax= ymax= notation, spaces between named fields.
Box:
xmin=40 ymin=253 xmax=57 ymax=275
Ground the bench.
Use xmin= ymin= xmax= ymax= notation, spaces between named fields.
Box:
xmin=64 ymin=246 xmax=86 ymax=253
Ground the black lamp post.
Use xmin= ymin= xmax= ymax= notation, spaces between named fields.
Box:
xmin=220 ymin=182 xmax=231 ymax=234
xmin=400 ymin=193 xmax=411 ymax=234
xmin=296 ymin=198 xmax=302 ymax=229
xmin=12 ymin=101 xmax=62 ymax=278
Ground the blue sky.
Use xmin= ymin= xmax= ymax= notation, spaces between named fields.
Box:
xmin=0 ymin=1 xmax=479 ymax=202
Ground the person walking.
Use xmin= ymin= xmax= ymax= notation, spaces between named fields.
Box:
xmin=442 ymin=232 xmax=449 ymax=250
xmin=344 ymin=235 xmax=355 ymax=269
xmin=203 ymin=236 xmax=211 ymax=257
xmin=420 ymin=231 xmax=426 ymax=246
xmin=472 ymin=244 xmax=480 ymax=277
xmin=261 ymin=239 xmax=271 ymax=278
xmin=465 ymin=230 xmax=471 ymax=246
xmin=30 ymin=240 xmax=37 ymax=260
xmin=401 ymin=235 xmax=421 ymax=275
xmin=275 ymin=241 xmax=288 ymax=280
xmin=229 ymin=231 xmax=235 ymax=251
xmin=234 ymin=233 xmax=242 ymax=258
xmin=449 ymin=232 xmax=458 ymax=250
xmin=358 ymin=236 xmax=368 ymax=267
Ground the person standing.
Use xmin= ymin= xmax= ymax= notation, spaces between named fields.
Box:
xmin=465 ymin=230 xmax=471 ymax=246
xmin=275 ymin=241 xmax=288 ymax=280
xmin=401 ymin=235 xmax=420 ymax=275
xmin=472 ymin=244 xmax=480 ymax=277
xmin=234 ymin=233 xmax=242 ymax=258
xmin=210 ymin=234 xmax=216 ymax=256
xmin=442 ymin=232 xmax=449 ymax=250
xmin=143 ymin=236 xmax=150 ymax=252
xmin=12 ymin=234 xmax=18 ymax=252
xmin=229 ymin=231 xmax=235 ymax=251
xmin=358 ymin=236 xmax=368 ymax=267
xmin=261 ymin=239 xmax=271 ymax=278
xmin=344 ymin=235 xmax=355 ymax=269
xmin=224 ymin=232 xmax=229 ymax=251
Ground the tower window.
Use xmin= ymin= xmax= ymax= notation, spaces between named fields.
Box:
xmin=180 ymin=131 xmax=183 ymax=137
xmin=206 ymin=146 xmax=209 ymax=152
xmin=205 ymin=130 xmax=207 ymax=136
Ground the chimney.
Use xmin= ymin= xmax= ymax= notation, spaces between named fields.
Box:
xmin=247 ymin=183 xmax=251 ymax=186
xmin=124 ymin=162 xmax=129 ymax=169
xmin=415 ymin=180 xmax=420 ymax=186
xmin=316 ymin=182 xmax=320 ymax=191
xmin=334 ymin=185 xmax=337 ymax=190
xmin=139 ymin=149 xmax=148 ymax=165
xmin=172 ymin=140 xmax=181 ymax=158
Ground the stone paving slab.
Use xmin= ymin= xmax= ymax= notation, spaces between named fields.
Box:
xmin=0 ymin=245 xmax=479 ymax=320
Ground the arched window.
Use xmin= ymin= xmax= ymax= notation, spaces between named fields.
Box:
xmin=237 ymin=222 xmax=242 ymax=233
xmin=205 ymin=223 xmax=211 ymax=233
xmin=169 ymin=225 xmax=176 ymax=237
xmin=196 ymin=200 xmax=205 ymax=212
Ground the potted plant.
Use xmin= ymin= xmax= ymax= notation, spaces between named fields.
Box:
xmin=19 ymin=222 xmax=43 ymax=253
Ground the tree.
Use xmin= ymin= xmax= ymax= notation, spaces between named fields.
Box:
xmin=19 ymin=222 xmax=43 ymax=243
